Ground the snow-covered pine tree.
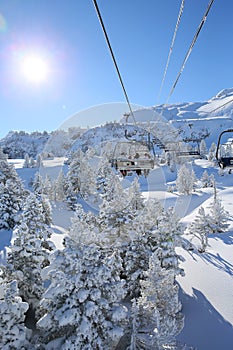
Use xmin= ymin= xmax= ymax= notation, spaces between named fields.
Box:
xmin=156 ymin=207 xmax=184 ymax=276
xmin=136 ymin=252 xmax=184 ymax=349
xmin=40 ymin=195 xmax=53 ymax=226
xmin=127 ymin=177 xmax=145 ymax=213
xmin=176 ymin=164 xmax=196 ymax=195
xmin=0 ymin=180 xmax=23 ymax=229
xmin=121 ymin=200 xmax=184 ymax=300
xmin=0 ymin=156 xmax=27 ymax=229
xmin=0 ymin=279 xmax=30 ymax=350
xmin=42 ymin=174 xmax=52 ymax=198
xmin=0 ymin=158 xmax=17 ymax=185
xmin=199 ymin=139 xmax=208 ymax=158
xmin=36 ymin=154 xmax=43 ymax=168
xmin=53 ymin=170 xmax=66 ymax=201
xmin=201 ymin=170 xmax=210 ymax=188
xmin=134 ymin=198 xmax=163 ymax=242
xmin=121 ymin=235 xmax=149 ymax=299
xmin=128 ymin=298 xmax=147 ymax=350
xmin=188 ymin=206 xmax=210 ymax=252
xmin=29 ymin=157 xmax=36 ymax=168
xmin=120 ymin=198 xmax=163 ymax=298
xmin=65 ymin=182 xmax=78 ymax=210
xmin=0 ymin=155 xmax=27 ymax=200
xmin=69 ymin=203 xmax=99 ymax=245
xmin=209 ymin=173 xmax=215 ymax=187
xmin=208 ymin=142 xmax=217 ymax=162
xmin=201 ymin=171 xmax=215 ymax=188
xmin=32 ymin=172 xmax=43 ymax=195
xmin=96 ymin=158 xmax=113 ymax=195
xmin=0 ymin=147 xmax=8 ymax=161
xmin=208 ymin=185 xmax=230 ymax=233
xmin=37 ymin=238 xmax=127 ymax=349
xmin=21 ymin=193 xmax=50 ymax=232
xmin=6 ymin=194 xmax=55 ymax=308
xmin=33 ymin=173 xmax=52 ymax=198
xmin=23 ymin=153 xmax=30 ymax=168
xmin=66 ymin=149 xmax=96 ymax=200
xmin=98 ymin=172 xmax=134 ymax=242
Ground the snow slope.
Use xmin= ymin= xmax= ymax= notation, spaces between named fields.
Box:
xmin=1 ymin=155 xmax=232 ymax=349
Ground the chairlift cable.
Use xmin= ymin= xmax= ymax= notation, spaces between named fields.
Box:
xmin=157 ymin=0 xmax=185 ymax=103
xmin=165 ymin=0 xmax=215 ymax=105
xmin=92 ymin=0 xmax=137 ymax=124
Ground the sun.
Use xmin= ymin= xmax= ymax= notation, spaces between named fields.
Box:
xmin=21 ymin=54 xmax=49 ymax=83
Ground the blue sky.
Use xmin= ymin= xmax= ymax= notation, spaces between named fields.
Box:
xmin=0 ymin=0 xmax=232 ymax=138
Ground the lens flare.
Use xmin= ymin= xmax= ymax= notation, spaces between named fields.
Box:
xmin=0 ymin=13 xmax=7 ymax=33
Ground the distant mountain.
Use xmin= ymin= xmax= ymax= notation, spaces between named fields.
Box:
xmin=120 ymin=88 xmax=233 ymax=148
xmin=0 ymin=130 xmax=50 ymax=159
xmin=1 ymin=89 xmax=233 ymax=159
xmin=0 ymin=127 xmax=85 ymax=159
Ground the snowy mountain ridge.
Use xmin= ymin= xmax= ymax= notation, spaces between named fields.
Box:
xmin=0 ymin=88 xmax=233 ymax=158
xmin=72 ymin=88 xmax=233 ymax=154
xmin=0 ymin=127 xmax=86 ymax=159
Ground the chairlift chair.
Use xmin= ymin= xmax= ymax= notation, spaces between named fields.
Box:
xmin=111 ymin=141 xmax=154 ymax=176
xmin=216 ymin=129 xmax=233 ymax=169
xmin=164 ymin=140 xmax=200 ymax=158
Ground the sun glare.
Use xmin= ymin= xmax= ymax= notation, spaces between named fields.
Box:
xmin=21 ymin=54 xmax=49 ymax=83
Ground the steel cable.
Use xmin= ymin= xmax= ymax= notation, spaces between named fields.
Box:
xmin=92 ymin=0 xmax=137 ymax=124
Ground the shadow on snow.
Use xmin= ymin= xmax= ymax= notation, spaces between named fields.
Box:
xmin=177 ymin=288 xmax=233 ymax=350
